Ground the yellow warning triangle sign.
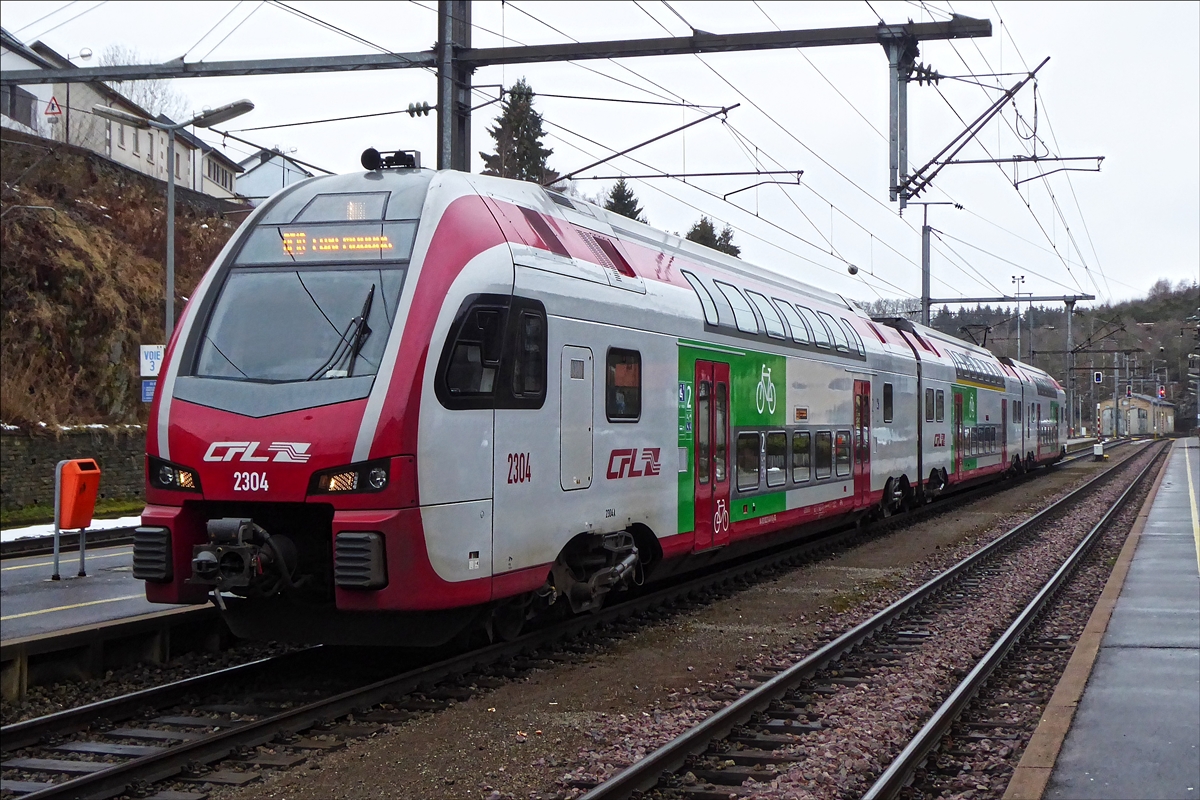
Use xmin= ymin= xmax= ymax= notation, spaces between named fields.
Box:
xmin=45 ymin=96 xmax=63 ymax=116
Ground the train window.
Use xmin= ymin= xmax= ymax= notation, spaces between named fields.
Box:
xmin=512 ymin=311 xmax=547 ymax=399
xmin=696 ymin=381 xmax=710 ymax=485
xmin=792 ymin=432 xmax=811 ymax=482
xmin=714 ymin=281 xmax=760 ymax=334
xmin=796 ymin=305 xmax=832 ymax=348
xmin=925 ymin=388 xmax=935 ymax=422
xmin=518 ymin=207 xmax=571 ymax=257
xmin=605 ymin=349 xmax=641 ymax=421
xmin=837 ymin=319 xmax=863 ymax=355
xmin=295 ymin=192 xmax=388 ymax=222
xmin=835 ymin=431 xmax=852 ymax=477
xmin=883 ymin=383 xmax=894 ymax=424
xmin=715 ymin=383 xmax=728 ymax=482
xmin=774 ymin=300 xmax=810 ymax=344
xmin=765 ymin=432 xmax=787 ymax=487
xmin=746 ymin=291 xmax=786 ymax=339
xmin=445 ymin=307 xmax=505 ymax=395
xmin=818 ymin=310 xmax=850 ymax=352
xmin=935 ymin=390 xmax=945 ymax=422
xmin=814 ymin=432 xmax=833 ymax=479
xmin=737 ymin=432 xmax=761 ymax=491
xmin=682 ymin=271 xmax=720 ymax=326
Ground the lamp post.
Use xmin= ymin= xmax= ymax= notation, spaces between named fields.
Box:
xmin=93 ymin=100 xmax=253 ymax=341
xmin=62 ymin=48 xmax=91 ymax=145
xmin=1011 ymin=275 xmax=1025 ymax=361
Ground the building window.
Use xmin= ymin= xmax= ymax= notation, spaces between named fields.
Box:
xmin=935 ymin=389 xmax=945 ymax=422
xmin=146 ymin=135 xmax=153 ymax=163
xmin=0 ymin=85 xmax=38 ymax=129
xmin=925 ymin=388 xmax=935 ymax=422
xmin=605 ymin=348 xmax=640 ymax=421
xmin=736 ymin=432 xmax=761 ymax=491
xmin=133 ymin=128 xmax=139 ymax=153
xmin=883 ymin=382 xmax=894 ymax=423
xmin=118 ymin=123 xmax=125 ymax=148
xmin=835 ymin=431 xmax=852 ymax=477
xmin=791 ymin=432 xmax=811 ymax=482
xmin=175 ymin=152 xmax=181 ymax=177
xmin=765 ymin=431 xmax=787 ymax=487
xmin=814 ymin=431 xmax=833 ymax=479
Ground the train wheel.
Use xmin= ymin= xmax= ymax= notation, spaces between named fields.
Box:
xmin=489 ymin=597 xmax=528 ymax=642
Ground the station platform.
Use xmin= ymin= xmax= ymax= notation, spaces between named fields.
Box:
xmin=0 ymin=543 xmax=175 ymax=642
xmin=1012 ymin=437 xmax=1200 ymax=799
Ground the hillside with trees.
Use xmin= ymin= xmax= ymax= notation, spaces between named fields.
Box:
xmin=0 ymin=130 xmax=245 ymax=426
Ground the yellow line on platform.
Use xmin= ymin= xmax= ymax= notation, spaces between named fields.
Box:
xmin=0 ymin=593 xmax=145 ymax=621
xmin=2 ymin=549 xmax=131 ymax=572
xmin=1184 ymin=442 xmax=1200 ymax=576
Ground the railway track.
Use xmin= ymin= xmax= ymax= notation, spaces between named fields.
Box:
xmin=572 ymin=440 xmax=1165 ymax=800
xmin=0 ymin=440 xmax=1138 ymax=799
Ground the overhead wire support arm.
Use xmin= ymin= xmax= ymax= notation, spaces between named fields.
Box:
xmin=724 ymin=171 xmax=804 ymax=200
xmin=571 ymin=169 xmax=801 ymax=181
xmin=902 ymin=57 xmax=1050 ymax=202
xmin=547 ymin=104 xmax=740 ymax=186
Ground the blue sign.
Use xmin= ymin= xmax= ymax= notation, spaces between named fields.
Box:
xmin=141 ymin=379 xmax=157 ymax=403
xmin=1093 ymin=371 xmax=1103 ymax=384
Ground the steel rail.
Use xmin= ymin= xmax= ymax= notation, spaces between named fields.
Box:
xmin=862 ymin=441 xmax=1168 ymax=799
xmin=578 ymin=441 xmax=1159 ymax=800
xmin=7 ymin=438 xmax=1120 ymax=797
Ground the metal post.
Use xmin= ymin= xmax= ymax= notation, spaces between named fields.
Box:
xmin=166 ymin=127 xmax=176 ymax=341
xmin=1065 ymin=300 xmax=1075 ymax=436
xmin=51 ymin=460 xmax=66 ymax=580
xmin=886 ymin=40 xmax=900 ymax=201
xmin=77 ymin=524 xmax=87 ymax=577
xmin=921 ymin=222 xmax=931 ymax=326
xmin=437 ymin=0 xmax=472 ymax=171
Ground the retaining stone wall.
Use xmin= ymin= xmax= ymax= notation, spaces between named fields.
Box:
xmin=1 ymin=427 xmax=145 ymax=510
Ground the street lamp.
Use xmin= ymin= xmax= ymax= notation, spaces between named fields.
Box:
xmin=1011 ymin=275 xmax=1025 ymax=361
xmin=93 ymin=100 xmax=253 ymax=341
xmin=61 ymin=48 xmax=92 ymax=145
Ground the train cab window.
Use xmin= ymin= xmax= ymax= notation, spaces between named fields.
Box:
xmin=295 ymin=192 xmax=387 ymax=222
xmin=714 ymin=281 xmax=760 ymax=334
xmin=883 ymin=383 xmax=894 ymax=423
xmin=774 ymin=300 xmax=811 ymax=344
xmin=818 ymin=310 xmax=850 ymax=352
xmin=746 ymin=291 xmax=786 ymax=339
xmin=792 ymin=431 xmax=811 ymax=482
xmin=606 ymin=349 xmax=641 ymax=421
xmin=814 ymin=431 xmax=833 ymax=479
xmin=765 ymin=432 xmax=787 ymax=487
xmin=682 ymin=271 xmax=720 ymax=326
xmin=445 ymin=306 xmax=505 ymax=396
xmin=935 ymin=390 xmax=945 ymax=422
xmin=512 ymin=311 xmax=547 ymax=399
xmin=925 ymin=388 xmax=935 ymax=422
xmin=796 ymin=305 xmax=832 ymax=348
xmin=835 ymin=431 xmax=852 ymax=477
xmin=737 ymin=432 xmax=762 ymax=491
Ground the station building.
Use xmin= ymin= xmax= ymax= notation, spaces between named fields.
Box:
xmin=1098 ymin=393 xmax=1174 ymax=437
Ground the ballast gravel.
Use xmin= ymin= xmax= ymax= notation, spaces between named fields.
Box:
xmin=216 ymin=443 xmax=1151 ymax=800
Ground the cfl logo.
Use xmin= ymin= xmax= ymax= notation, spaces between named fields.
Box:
xmin=606 ymin=448 xmax=661 ymax=479
xmin=203 ymin=441 xmax=312 ymax=463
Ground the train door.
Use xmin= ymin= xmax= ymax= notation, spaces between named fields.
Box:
xmin=853 ymin=380 xmax=871 ymax=505
xmin=1001 ymin=399 xmax=1008 ymax=466
xmin=693 ymin=361 xmax=731 ymax=552
xmin=559 ymin=346 xmax=593 ymax=490
xmin=953 ymin=392 xmax=965 ymax=475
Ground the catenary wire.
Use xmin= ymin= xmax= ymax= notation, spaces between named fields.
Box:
xmin=23 ymin=0 xmax=107 ymax=41
xmin=182 ymin=1 xmax=245 ymax=61
xmin=13 ymin=1 xmax=79 ymax=36
xmin=197 ymin=1 xmax=266 ymax=63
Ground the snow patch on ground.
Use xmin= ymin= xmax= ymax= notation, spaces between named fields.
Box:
xmin=1 ymin=516 xmax=142 ymax=543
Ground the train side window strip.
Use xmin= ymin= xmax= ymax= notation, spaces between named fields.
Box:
xmin=511 ymin=311 xmax=547 ymax=399
xmin=791 ymin=431 xmax=811 ymax=482
xmin=814 ymin=431 xmax=833 ymax=480
xmin=765 ymin=431 xmax=787 ymax=487
xmin=745 ymin=290 xmax=786 ymax=339
xmin=713 ymin=281 xmax=761 ymax=334
xmin=518 ymin=206 xmax=571 ymax=257
xmin=606 ymin=348 xmax=641 ymax=422
xmin=736 ymin=431 xmax=761 ymax=491
xmin=774 ymin=299 xmax=810 ymax=344
xmin=681 ymin=270 xmax=720 ymax=326
xmin=835 ymin=431 xmax=852 ymax=477
xmin=883 ymin=382 xmax=894 ymax=423
xmin=796 ymin=305 xmax=832 ymax=348
xmin=925 ymin=388 xmax=935 ymax=422
xmin=837 ymin=318 xmax=862 ymax=355
xmin=936 ymin=390 xmax=945 ymax=422
xmin=818 ymin=310 xmax=850 ymax=352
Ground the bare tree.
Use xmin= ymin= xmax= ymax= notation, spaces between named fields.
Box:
xmin=99 ymin=45 xmax=189 ymax=120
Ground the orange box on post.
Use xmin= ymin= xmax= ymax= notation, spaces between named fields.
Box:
xmin=59 ymin=459 xmax=101 ymax=529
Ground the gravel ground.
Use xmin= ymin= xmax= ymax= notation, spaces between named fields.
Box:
xmin=209 ymin=444 xmax=1150 ymax=800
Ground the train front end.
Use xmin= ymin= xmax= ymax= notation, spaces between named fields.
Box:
xmin=132 ymin=163 xmax=502 ymax=645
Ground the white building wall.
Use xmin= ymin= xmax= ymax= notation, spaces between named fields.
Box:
xmin=0 ymin=46 xmax=53 ymax=137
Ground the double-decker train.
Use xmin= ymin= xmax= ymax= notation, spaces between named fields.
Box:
xmin=133 ymin=151 xmax=1066 ymax=645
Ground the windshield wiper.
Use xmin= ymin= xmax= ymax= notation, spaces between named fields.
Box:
xmin=306 ymin=284 xmax=376 ymax=380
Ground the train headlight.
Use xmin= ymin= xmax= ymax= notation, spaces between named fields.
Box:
xmin=309 ymin=460 xmax=390 ymax=494
xmin=148 ymin=456 xmax=202 ymax=493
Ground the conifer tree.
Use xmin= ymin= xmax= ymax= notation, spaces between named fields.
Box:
xmin=685 ymin=216 xmax=741 ymax=258
xmin=603 ymin=178 xmax=647 ymax=223
xmin=479 ymin=79 xmax=559 ymax=184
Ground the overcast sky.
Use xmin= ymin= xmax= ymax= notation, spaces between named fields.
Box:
xmin=3 ymin=0 xmax=1197 ymax=308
